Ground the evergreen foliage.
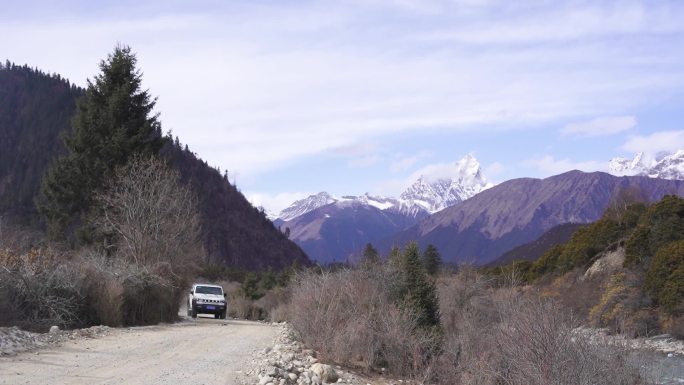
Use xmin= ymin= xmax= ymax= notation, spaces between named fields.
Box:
xmin=0 ymin=62 xmax=83 ymax=223
xmin=491 ymin=195 xmax=684 ymax=320
xmin=362 ymin=242 xmax=380 ymax=266
xmin=0 ymin=51 xmax=309 ymax=270
xmin=645 ymin=240 xmax=684 ymax=315
xmin=422 ymin=244 xmax=442 ymax=276
xmin=241 ymin=272 xmax=263 ymax=300
xmin=38 ymin=45 xmax=164 ymax=237
xmin=624 ymin=195 xmax=684 ymax=267
xmin=400 ymin=242 xmax=440 ymax=328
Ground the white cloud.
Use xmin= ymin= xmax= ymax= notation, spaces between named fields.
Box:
xmin=522 ymin=155 xmax=606 ymax=176
xmin=561 ymin=116 xmax=637 ymax=138
xmin=622 ymin=130 xmax=684 ymax=155
xmin=247 ymin=192 xmax=312 ymax=216
xmin=348 ymin=154 xmax=382 ymax=168
xmin=484 ymin=161 xmax=505 ymax=179
xmin=2 ymin=1 xmax=684 ymax=179
xmin=390 ymin=150 xmax=433 ymax=172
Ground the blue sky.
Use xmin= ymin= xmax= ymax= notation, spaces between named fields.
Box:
xmin=3 ymin=0 xmax=684 ymax=213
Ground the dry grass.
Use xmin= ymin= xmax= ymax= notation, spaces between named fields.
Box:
xmin=289 ymin=265 xmax=653 ymax=384
xmin=289 ymin=266 xmax=439 ymax=378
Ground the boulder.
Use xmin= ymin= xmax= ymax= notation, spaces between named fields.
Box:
xmin=310 ymin=363 xmax=338 ymax=383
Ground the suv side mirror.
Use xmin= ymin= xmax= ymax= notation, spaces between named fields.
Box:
xmin=223 ymin=293 xmax=227 ymax=297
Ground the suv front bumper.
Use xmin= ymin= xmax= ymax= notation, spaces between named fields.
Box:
xmin=194 ymin=302 xmax=226 ymax=313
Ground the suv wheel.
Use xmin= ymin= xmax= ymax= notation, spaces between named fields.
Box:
xmin=191 ymin=306 xmax=198 ymax=318
xmin=220 ymin=310 xmax=227 ymax=319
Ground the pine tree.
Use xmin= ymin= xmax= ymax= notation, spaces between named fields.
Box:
xmin=401 ymin=242 xmax=440 ymax=328
xmin=422 ymin=244 xmax=442 ymax=276
xmin=362 ymin=242 xmax=380 ymax=266
xmin=38 ymin=44 xmax=164 ymax=237
xmin=241 ymin=272 xmax=263 ymax=300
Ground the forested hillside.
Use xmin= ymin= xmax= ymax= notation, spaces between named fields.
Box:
xmin=0 ymin=60 xmax=308 ymax=270
xmin=488 ymin=195 xmax=684 ymax=337
xmin=0 ymin=62 xmax=83 ymax=222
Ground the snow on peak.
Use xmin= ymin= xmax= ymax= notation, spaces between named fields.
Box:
xmin=276 ymin=155 xmax=493 ymax=222
xmin=398 ymin=154 xmax=492 ymax=214
xmin=608 ymin=151 xmax=684 ymax=180
xmin=608 ymin=152 xmax=648 ymax=176
xmin=277 ymin=192 xmax=337 ymax=221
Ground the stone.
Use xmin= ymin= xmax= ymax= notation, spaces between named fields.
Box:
xmin=310 ymin=363 xmax=339 ymax=383
xmin=259 ymin=376 xmax=274 ymax=385
xmin=288 ymin=373 xmax=298 ymax=381
xmin=49 ymin=326 xmax=60 ymax=334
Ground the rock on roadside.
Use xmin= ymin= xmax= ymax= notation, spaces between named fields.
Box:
xmin=0 ymin=325 xmax=111 ymax=356
xmin=240 ymin=323 xmax=363 ymax=385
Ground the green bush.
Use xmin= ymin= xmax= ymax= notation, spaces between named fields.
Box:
xmin=625 ymin=195 xmax=684 ymax=267
xmin=645 ymin=240 xmax=684 ymax=315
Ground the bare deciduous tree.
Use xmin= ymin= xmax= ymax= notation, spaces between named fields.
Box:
xmin=94 ymin=156 xmax=202 ymax=277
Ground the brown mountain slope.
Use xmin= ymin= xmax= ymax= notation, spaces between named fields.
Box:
xmin=378 ymin=171 xmax=684 ymax=265
xmin=486 ymin=223 xmax=584 ymax=266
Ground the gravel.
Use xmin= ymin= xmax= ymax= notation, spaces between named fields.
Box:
xmin=0 ymin=325 xmax=111 ymax=356
xmin=240 ymin=323 xmax=366 ymax=385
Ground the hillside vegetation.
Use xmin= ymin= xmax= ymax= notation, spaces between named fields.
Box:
xmin=486 ymin=194 xmax=684 ymax=337
xmin=0 ymin=53 xmax=307 ymax=270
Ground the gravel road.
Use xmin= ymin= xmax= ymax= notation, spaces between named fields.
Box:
xmin=0 ymin=316 xmax=277 ymax=385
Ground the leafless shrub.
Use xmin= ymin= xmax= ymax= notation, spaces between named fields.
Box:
xmin=228 ymin=295 xmax=265 ymax=320
xmin=289 ymin=267 xmax=438 ymax=377
xmin=434 ymin=269 xmax=648 ymax=385
xmin=666 ymin=315 xmax=684 ymax=339
xmin=0 ymin=247 xmax=82 ymax=331
xmin=256 ymin=286 xmax=291 ymax=322
xmin=90 ymin=156 xmax=204 ymax=325
xmin=93 ymin=155 xmax=202 ymax=278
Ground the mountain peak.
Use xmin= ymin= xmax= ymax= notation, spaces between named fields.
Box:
xmin=278 ymin=191 xmax=337 ymax=221
xmin=609 ymin=151 xmax=684 ymax=180
xmin=277 ymin=154 xmax=493 ymax=222
xmin=398 ymin=154 xmax=492 ymax=214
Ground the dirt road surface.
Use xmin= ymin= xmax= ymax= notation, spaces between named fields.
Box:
xmin=0 ymin=316 xmax=277 ymax=385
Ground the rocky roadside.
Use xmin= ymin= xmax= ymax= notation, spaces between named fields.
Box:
xmin=576 ymin=328 xmax=684 ymax=356
xmin=0 ymin=325 xmax=111 ymax=356
xmin=240 ymin=323 xmax=367 ymax=385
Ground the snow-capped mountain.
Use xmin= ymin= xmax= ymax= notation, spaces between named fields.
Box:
xmin=398 ymin=154 xmax=493 ymax=214
xmin=278 ymin=192 xmax=337 ymax=222
xmin=609 ymin=151 xmax=684 ymax=180
xmin=276 ymin=154 xmax=492 ymax=222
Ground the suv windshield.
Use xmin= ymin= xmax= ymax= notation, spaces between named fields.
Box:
xmin=195 ymin=286 xmax=223 ymax=295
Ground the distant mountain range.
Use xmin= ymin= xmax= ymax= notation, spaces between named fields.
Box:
xmin=277 ymin=154 xmax=492 ymax=222
xmin=609 ymin=151 xmax=684 ymax=179
xmin=275 ymin=154 xmax=492 ymax=263
xmin=377 ymin=170 xmax=684 ymax=265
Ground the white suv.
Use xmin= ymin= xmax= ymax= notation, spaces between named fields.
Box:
xmin=188 ymin=284 xmax=227 ymax=319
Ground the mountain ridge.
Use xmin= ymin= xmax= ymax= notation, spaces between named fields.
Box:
xmin=376 ymin=170 xmax=684 ymax=265
xmin=276 ymin=154 xmax=492 ymax=223
xmin=609 ymin=151 xmax=684 ymax=179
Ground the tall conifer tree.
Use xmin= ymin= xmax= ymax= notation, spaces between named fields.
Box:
xmin=422 ymin=244 xmax=442 ymax=276
xmin=401 ymin=242 xmax=440 ymax=328
xmin=38 ymin=45 xmax=164 ymax=237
